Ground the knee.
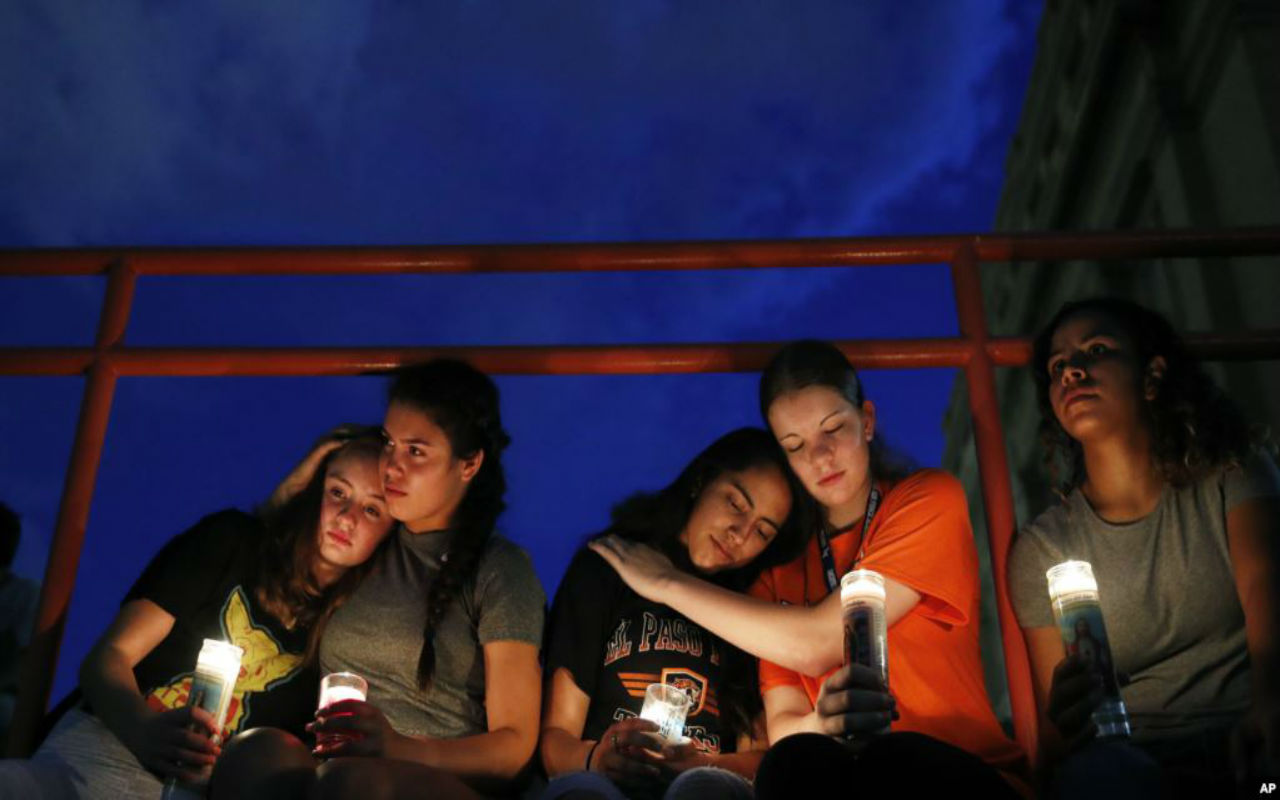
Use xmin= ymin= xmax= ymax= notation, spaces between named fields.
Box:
xmin=1052 ymin=739 xmax=1163 ymax=800
xmin=540 ymin=771 xmax=626 ymax=800
xmin=664 ymin=767 xmax=753 ymax=800
xmin=313 ymin=758 xmax=393 ymax=800
xmin=211 ymin=727 xmax=315 ymax=800
xmin=756 ymin=734 xmax=849 ymax=799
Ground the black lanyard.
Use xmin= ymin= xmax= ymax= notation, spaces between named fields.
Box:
xmin=817 ymin=485 xmax=881 ymax=594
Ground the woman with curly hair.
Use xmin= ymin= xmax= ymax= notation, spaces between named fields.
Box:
xmin=214 ymin=359 xmax=545 ymax=800
xmin=1008 ymin=298 xmax=1280 ymax=797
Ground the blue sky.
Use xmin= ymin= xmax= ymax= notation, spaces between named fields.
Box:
xmin=0 ymin=0 xmax=1041 ymax=700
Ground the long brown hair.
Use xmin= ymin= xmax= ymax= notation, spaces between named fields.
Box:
xmin=254 ymin=434 xmax=386 ymax=664
xmin=596 ymin=427 xmax=816 ymax=740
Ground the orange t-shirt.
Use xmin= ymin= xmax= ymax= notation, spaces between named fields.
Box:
xmin=750 ymin=469 xmax=1026 ymax=777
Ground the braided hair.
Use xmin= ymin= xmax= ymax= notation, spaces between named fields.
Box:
xmin=388 ymin=359 xmax=511 ymax=690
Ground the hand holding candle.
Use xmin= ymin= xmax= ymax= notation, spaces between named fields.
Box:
xmin=1046 ymin=560 xmax=1130 ymax=740
xmin=160 ymin=639 xmax=243 ymax=799
xmin=638 ymin=683 xmax=692 ymax=744
xmin=313 ymin=672 xmax=369 ymax=753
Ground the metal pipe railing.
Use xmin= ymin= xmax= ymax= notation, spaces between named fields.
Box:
xmin=3 ymin=227 xmax=1278 ymax=763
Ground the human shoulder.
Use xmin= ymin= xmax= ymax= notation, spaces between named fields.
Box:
xmin=872 ymin=468 xmax=970 ymax=536
xmin=162 ymin=508 xmax=261 ymax=562
xmin=476 ymin=533 xmax=538 ymax=579
xmin=558 ymin=545 xmax=623 ymax=593
xmin=883 ymin=468 xmax=965 ymax=506
xmin=472 ymin=533 xmax=546 ymax=609
xmin=1010 ymin=495 xmax=1076 ymax=584
xmin=1219 ymin=447 xmax=1280 ymax=510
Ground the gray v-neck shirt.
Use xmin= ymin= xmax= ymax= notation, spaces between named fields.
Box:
xmin=320 ymin=527 xmax=545 ymax=738
xmin=1009 ymin=454 xmax=1280 ymax=741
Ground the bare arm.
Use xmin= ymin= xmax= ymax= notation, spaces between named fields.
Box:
xmin=404 ymin=640 xmax=542 ymax=783
xmin=316 ymin=640 xmax=542 ymax=789
xmin=80 ymin=599 xmax=221 ymax=781
xmin=1227 ymin=495 xmax=1280 ymax=774
xmin=589 ymin=537 xmax=920 ymax=677
xmin=762 ymin=684 xmax=824 ymax=743
xmin=539 ymin=666 xmax=594 ymax=777
xmin=761 ymin=664 xmax=894 ymax=745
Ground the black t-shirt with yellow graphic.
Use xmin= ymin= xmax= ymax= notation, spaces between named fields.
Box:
xmin=123 ymin=509 xmax=318 ymax=739
xmin=545 ymin=548 xmax=735 ymax=755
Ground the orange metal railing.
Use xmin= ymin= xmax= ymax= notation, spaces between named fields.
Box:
xmin=3 ymin=227 xmax=1279 ymax=762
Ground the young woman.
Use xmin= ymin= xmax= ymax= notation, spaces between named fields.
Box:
xmin=591 ymin=340 xmax=1026 ymax=798
xmin=1008 ymin=298 xmax=1280 ymax=795
xmin=0 ymin=430 xmax=394 ymax=799
xmin=214 ymin=359 xmax=545 ymax=800
xmin=540 ymin=427 xmax=812 ymax=800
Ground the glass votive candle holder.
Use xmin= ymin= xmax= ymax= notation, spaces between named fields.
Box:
xmin=316 ymin=671 xmax=368 ymax=749
xmin=638 ymin=682 xmax=691 ymax=744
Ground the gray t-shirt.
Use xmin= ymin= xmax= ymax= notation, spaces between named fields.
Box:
xmin=320 ymin=528 xmax=545 ymax=739
xmin=1009 ymin=453 xmax=1280 ymax=742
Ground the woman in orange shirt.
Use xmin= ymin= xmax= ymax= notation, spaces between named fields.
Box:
xmin=592 ymin=340 xmax=1025 ymax=797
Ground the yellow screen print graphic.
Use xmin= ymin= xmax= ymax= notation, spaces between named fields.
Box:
xmin=146 ymin=586 xmax=304 ymax=737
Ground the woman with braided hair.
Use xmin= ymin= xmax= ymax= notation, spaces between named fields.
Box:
xmin=213 ymin=359 xmax=545 ymax=800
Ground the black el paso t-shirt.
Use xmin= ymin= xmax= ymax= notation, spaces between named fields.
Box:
xmin=122 ymin=509 xmax=319 ymax=739
xmin=545 ymin=549 xmax=735 ymax=754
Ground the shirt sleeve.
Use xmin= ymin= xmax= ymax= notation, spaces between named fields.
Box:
xmin=473 ymin=537 xmax=547 ymax=647
xmin=858 ymin=470 xmax=974 ymax=627
xmin=1223 ymin=449 xmax=1280 ymax=511
xmin=544 ymin=549 xmax=617 ymax=699
xmin=747 ymin=569 xmax=805 ymax=697
xmin=123 ymin=510 xmax=251 ymax=620
xmin=1008 ymin=516 xmax=1061 ymax=629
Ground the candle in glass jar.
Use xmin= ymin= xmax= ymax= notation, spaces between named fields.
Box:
xmin=1045 ymin=560 xmax=1130 ymax=739
xmin=638 ymin=683 xmax=691 ymax=744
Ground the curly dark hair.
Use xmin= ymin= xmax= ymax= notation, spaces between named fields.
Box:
xmin=595 ymin=427 xmax=816 ymax=740
xmin=1031 ymin=297 xmax=1265 ymax=493
xmin=255 ymin=431 xmax=387 ymax=665
xmin=388 ymin=359 xmax=512 ymax=690
xmin=759 ymin=339 xmax=915 ymax=488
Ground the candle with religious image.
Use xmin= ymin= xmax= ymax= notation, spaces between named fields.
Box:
xmin=1046 ymin=560 xmax=1130 ymax=738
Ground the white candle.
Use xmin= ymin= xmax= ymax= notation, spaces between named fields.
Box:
xmin=319 ymin=683 xmax=367 ymax=708
xmin=318 ymin=672 xmax=368 ymax=711
xmin=1046 ymin=560 xmax=1098 ymax=601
